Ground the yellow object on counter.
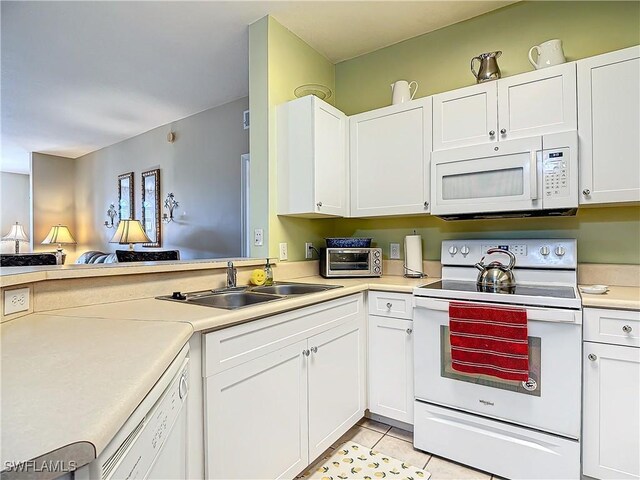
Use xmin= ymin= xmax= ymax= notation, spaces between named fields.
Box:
xmin=249 ymin=269 xmax=266 ymax=286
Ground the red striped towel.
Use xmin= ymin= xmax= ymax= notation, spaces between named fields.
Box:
xmin=449 ymin=302 xmax=529 ymax=382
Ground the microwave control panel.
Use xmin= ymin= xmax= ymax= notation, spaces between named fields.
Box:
xmin=542 ymin=148 xmax=570 ymax=198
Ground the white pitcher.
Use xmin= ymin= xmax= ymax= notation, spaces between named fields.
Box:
xmin=528 ymin=39 xmax=566 ymax=69
xmin=391 ymin=80 xmax=418 ymax=105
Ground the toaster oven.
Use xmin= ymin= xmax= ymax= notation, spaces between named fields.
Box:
xmin=319 ymin=247 xmax=382 ymax=278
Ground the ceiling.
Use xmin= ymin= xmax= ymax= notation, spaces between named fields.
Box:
xmin=1 ymin=1 xmax=514 ymax=174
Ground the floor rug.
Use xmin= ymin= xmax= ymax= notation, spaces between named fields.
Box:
xmin=300 ymin=442 xmax=431 ymax=480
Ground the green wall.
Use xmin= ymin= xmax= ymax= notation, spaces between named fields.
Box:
xmin=253 ymin=2 xmax=640 ymax=264
xmin=335 ymin=1 xmax=640 ymax=115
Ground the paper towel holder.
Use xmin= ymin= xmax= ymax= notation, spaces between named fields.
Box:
xmin=404 ymin=233 xmax=426 ymax=278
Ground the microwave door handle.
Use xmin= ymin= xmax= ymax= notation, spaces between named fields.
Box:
xmin=530 ymin=150 xmax=539 ymax=200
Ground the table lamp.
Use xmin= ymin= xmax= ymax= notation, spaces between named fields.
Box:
xmin=41 ymin=225 xmax=76 ymax=264
xmin=2 ymin=222 xmax=29 ymax=253
xmin=109 ymin=219 xmax=151 ymax=250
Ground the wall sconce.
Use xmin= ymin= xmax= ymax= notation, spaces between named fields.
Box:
xmin=163 ymin=193 xmax=179 ymax=223
xmin=105 ymin=203 xmax=118 ymax=228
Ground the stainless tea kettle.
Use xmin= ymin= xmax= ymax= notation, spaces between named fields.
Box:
xmin=471 ymin=51 xmax=502 ymax=83
xmin=475 ymin=248 xmax=516 ymax=288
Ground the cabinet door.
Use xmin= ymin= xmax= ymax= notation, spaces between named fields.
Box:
xmin=578 ymin=46 xmax=640 ymax=205
xmin=277 ymin=96 xmax=347 ymax=218
xmin=307 ymin=320 xmax=365 ymax=459
xmin=314 ymin=100 xmax=348 ymax=216
xmin=583 ymin=342 xmax=640 ymax=480
xmin=350 ymin=98 xmax=432 ymax=217
xmin=205 ymin=341 xmax=308 ymax=480
xmin=368 ymin=315 xmax=414 ymax=424
xmin=498 ymin=62 xmax=577 ymax=141
xmin=433 ymin=82 xmax=497 ymax=151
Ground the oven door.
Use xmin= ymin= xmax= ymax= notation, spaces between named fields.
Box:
xmin=430 ymin=137 xmax=542 ymax=216
xmin=326 ymin=249 xmax=373 ymax=276
xmin=413 ymin=297 xmax=581 ymax=439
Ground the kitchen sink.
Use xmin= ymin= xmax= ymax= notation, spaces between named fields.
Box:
xmin=186 ymin=291 xmax=283 ymax=309
xmin=157 ymin=282 xmax=342 ymax=310
xmin=250 ymin=283 xmax=338 ymax=296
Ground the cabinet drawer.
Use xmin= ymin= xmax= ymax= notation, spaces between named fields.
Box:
xmin=204 ymin=294 xmax=363 ymax=377
xmin=584 ymin=307 xmax=640 ymax=347
xmin=368 ymin=291 xmax=413 ymax=320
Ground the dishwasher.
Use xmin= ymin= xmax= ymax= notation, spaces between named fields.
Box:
xmin=74 ymin=345 xmax=189 ymax=480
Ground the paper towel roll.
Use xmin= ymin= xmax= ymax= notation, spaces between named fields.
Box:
xmin=404 ymin=234 xmax=423 ymax=278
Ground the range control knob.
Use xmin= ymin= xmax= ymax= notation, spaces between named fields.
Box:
xmin=460 ymin=246 xmax=470 ymax=257
xmin=540 ymin=246 xmax=550 ymax=256
xmin=555 ymin=246 xmax=566 ymax=257
xmin=448 ymin=246 xmax=458 ymax=256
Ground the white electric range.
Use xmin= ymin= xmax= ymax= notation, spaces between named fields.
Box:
xmin=413 ymin=239 xmax=582 ymax=480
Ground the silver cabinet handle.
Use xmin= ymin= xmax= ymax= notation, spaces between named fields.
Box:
xmin=500 ymin=128 xmax=507 ymax=135
xmin=489 ymin=130 xmax=495 ymax=136
xmin=386 ymin=302 xmax=392 ymax=310
xmin=622 ymin=325 xmax=633 ymax=334
xmin=406 ymin=328 xmax=413 ymax=335
xmin=588 ymin=353 xmax=597 ymax=361
xmin=316 ymin=201 xmax=322 ymax=207
xmin=424 ymin=201 xmax=429 ymax=208
xmin=582 ymin=189 xmax=591 ymax=197
xmin=310 ymin=346 xmax=318 ymax=354
xmin=302 ymin=349 xmax=310 ymax=357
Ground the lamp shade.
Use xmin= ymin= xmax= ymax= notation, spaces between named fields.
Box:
xmin=41 ymin=225 xmax=76 ymax=245
xmin=109 ymin=219 xmax=151 ymax=245
xmin=2 ymin=222 xmax=29 ymax=243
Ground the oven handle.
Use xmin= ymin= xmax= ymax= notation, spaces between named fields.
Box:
xmin=414 ymin=297 xmax=581 ymax=324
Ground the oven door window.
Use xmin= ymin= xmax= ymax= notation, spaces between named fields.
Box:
xmin=328 ymin=251 xmax=370 ymax=271
xmin=440 ymin=326 xmax=542 ymax=397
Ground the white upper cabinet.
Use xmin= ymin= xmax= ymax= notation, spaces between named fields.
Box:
xmin=277 ymin=95 xmax=348 ymax=217
xmin=433 ymin=82 xmax=498 ymax=151
xmin=433 ymin=64 xmax=577 ymax=151
xmin=578 ymin=46 xmax=640 ymax=205
xmin=350 ymin=97 xmax=433 ymax=217
xmin=498 ymin=62 xmax=577 ymax=140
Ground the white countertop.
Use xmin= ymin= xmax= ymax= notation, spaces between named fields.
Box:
xmin=579 ymin=285 xmax=640 ymax=310
xmin=1 ymin=314 xmax=192 ymax=476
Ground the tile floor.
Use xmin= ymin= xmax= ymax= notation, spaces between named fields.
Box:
xmin=302 ymin=417 xmax=500 ymax=480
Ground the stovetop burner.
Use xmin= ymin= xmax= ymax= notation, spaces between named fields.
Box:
xmin=420 ymin=280 xmax=576 ymax=299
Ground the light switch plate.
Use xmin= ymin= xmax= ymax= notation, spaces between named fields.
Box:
xmin=390 ymin=243 xmax=401 ymax=259
xmin=4 ymin=287 xmax=30 ymax=315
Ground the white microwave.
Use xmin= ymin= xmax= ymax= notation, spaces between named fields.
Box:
xmin=430 ymin=131 xmax=578 ymax=220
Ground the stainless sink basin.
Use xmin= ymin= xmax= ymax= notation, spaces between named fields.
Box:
xmin=187 ymin=291 xmax=282 ymax=309
xmin=250 ymin=283 xmax=337 ymax=296
xmin=157 ymin=282 xmax=342 ymax=310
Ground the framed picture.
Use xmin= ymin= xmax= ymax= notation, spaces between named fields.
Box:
xmin=117 ymin=172 xmax=134 ymax=221
xmin=141 ymin=168 xmax=161 ymax=247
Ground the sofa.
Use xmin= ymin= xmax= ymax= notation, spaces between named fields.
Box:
xmin=1 ymin=253 xmax=58 ymax=267
xmin=75 ymin=251 xmax=118 ymax=264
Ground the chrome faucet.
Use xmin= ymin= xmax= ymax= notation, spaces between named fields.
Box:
xmin=226 ymin=261 xmax=237 ymax=288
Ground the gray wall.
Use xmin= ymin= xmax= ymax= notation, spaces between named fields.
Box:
xmin=31 ymin=153 xmax=77 ymax=256
xmin=74 ymin=97 xmax=249 ymax=260
xmin=0 ymin=172 xmax=31 ymax=253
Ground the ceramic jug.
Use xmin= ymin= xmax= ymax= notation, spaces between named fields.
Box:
xmin=471 ymin=51 xmax=502 ymax=83
xmin=528 ymin=39 xmax=566 ymax=69
xmin=391 ymin=80 xmax=418 ymax=105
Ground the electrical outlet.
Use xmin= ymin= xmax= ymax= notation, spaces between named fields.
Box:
xmin=279 ymin=242 xmax=288 ymax=261
xmin=254 ymin=229 xmax=263 ymax=246
xmin=390 ymin=243 xmax=401 ymax=259
xmin=4 ymin=287 xmax=30 ymax=315
xmin=305 ymin=242 xmax=314 ymax=259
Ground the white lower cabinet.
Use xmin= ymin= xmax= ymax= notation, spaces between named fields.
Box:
xmin=204 ymin=294 xmax=365 ymax=479
xmin=367 ymin=291 xmax=414 ymax=424
xmin=583 ymin=308 xmax=640 ymax=480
